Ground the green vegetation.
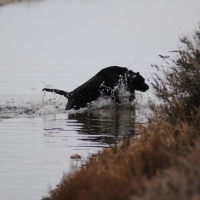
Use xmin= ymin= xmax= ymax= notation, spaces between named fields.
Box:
xmin=42 ymin=26 xmax=200 ymax=200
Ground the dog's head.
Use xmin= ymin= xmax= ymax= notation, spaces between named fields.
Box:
xmin=126 ymin=70 xmax=149 ymax=92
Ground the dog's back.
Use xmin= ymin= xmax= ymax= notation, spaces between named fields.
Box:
xmin=66 ymin=66 xmax=128 ymax=109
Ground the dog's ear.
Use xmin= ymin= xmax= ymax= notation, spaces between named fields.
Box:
xmin=137 ymin=72 xmax=139 ymax=75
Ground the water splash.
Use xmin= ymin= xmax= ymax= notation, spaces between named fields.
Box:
xmin=0 ymin=86 xmax=149 ymax=118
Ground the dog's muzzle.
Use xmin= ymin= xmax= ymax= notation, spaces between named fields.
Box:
xmin=139 ymin=84 xmax=149 ymax=92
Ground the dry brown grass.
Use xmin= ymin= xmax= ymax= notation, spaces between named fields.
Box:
xmin=136 ymin=141 xmax=200 ymax=200
xmin=42 ymin=116 xmax=200 ymax=200
xmin=42 ymin=25 xmax=200 ymax=200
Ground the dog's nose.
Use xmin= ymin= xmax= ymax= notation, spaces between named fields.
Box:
xmin=146 ymin=85 xmax=149 ymax=91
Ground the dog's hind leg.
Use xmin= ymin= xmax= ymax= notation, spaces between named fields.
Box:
xmin=42 ymin=88 xmax=69 ymax=98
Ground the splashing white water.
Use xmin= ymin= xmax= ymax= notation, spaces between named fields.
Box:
xmin=0 ymin=86 xmax=149 ymax=118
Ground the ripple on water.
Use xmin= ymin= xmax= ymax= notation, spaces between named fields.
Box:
xmin=0 ymin=92 xmax=146 ymax=200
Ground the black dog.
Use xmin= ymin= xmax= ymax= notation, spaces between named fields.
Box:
xmin=43 ymin=66 xmax=149 ymax=110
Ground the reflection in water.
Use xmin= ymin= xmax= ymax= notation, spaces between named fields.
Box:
xmin=44 ymin=107 xmax=136 ymax=147
xmin=70 ymin=108 xmax=135 ymax=134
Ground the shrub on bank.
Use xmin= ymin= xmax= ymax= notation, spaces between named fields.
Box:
xmin=42 ymin=26 xmax=200 ymax=200
xmin=43 ymin=116 xmax=200 ymax=200
xmin=150 ymin=26 xmax=200 ymax=123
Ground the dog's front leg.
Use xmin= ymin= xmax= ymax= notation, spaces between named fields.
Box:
xmin=129 ymin=92 xmax=135 ymax=102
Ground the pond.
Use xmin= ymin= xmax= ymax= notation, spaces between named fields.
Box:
xmin=0 ymin=0 xmax=200 ymax=199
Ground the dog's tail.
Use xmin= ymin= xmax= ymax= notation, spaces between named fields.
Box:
xmin=42 ymin=88 xmax=69 ymax=98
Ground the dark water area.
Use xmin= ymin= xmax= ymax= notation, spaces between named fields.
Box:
xmin=46 ymin=107 xmax=136 ymax=146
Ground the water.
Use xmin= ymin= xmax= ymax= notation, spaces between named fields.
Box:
xmin=0 ymin=101 xmax=139 ymax=200
xmin=0 ymin=0 xmax=200 ymax=199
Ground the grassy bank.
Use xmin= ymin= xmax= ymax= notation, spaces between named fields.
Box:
xmin=42 ymin=26 xmax=200 ymax=200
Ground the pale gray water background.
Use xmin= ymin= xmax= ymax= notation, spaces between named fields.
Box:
xmin=0 ymin=0 xmax=200 ymax=199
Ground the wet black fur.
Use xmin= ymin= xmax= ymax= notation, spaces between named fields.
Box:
xmin=43 ymin=66 xmax=149 ymax=110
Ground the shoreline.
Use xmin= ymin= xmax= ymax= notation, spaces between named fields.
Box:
xmin=0 ymin=0 xmax=26 ymax=6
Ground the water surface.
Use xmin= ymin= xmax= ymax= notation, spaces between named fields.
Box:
xmin=0 ymin=0 xmax=200 ymax=200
